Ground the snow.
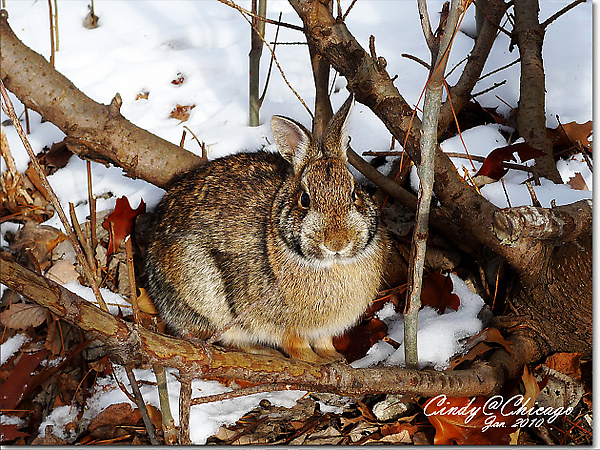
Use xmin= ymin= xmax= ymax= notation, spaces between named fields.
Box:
xmin=0 ymin=0 xmax=592 ymax=445
xmin=0 ymin=333 xmax=30 ymax=365
xmin=352 ymin=273 xmax=485 ymax=370
xmin=79 ymin=366 xmax=305 ymax=445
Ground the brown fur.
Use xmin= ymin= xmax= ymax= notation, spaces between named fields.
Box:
xmin=145 ymin=96 xmax=388 ymax=363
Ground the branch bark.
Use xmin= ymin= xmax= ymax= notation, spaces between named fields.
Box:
xmin=1 ymin=256 xmax=540 ymax=398
xmin=0 ymin=10 xmax=202 ymax=189
xmin=513 ymin=0 xmax=562 ymax=183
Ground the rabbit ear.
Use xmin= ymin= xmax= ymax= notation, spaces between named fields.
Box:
xmin=321 ymin=94 xmax=354 ymax=162
xmin=271 ymin=115 xmax=314 ymax=172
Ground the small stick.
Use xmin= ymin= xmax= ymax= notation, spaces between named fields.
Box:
xmin=69 ymin=202 xmax=97 ymax=274
xmin=124 ymin=365 xmax=160 ymax=445
xmin=191 ymin=383 xmax=299 ymax=406
xmin=525 ymin=181 xmax=541 ymax=207
xmin=86 ymin=161 xmax=98 ymax=260
xmin=0 ymin=80 xmax=108 ymax=311
xmin=124 ymin=236 xmax=140 ymax=324
xmin=179 ymin=375 xmax=193 ymax=445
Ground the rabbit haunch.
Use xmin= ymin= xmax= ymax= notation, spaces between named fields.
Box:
xmin=145 ymin=96 xmax=388 ymax=363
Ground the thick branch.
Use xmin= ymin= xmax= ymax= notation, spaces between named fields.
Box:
xmin=492 ymin=199 xmax=592 ymax=245
xmin=438 ymin=0 xmax=509 ymax=133
xmin=513 ymin=0 xmax=562 ymax=183
xmin=0 ymin=10 xmax=202 ymax=189
xmin=1 ymin=257 xmax=539 ymax=398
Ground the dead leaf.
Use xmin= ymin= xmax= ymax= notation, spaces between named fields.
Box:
xmin=169 ymin=104 xmax=195 ymax=122
xmin=0 ymin=423 xmax=30 ymax=443
xmin=88 ymin=403 xmax=141 ymax=433
xmin=448 ymin=341 xmax=493 ymax=369
xmin=521 ymin=365 xmax=541 ymax=409
xmin=544 ymin=352 xmax=582 ymax=380
xmin=567 ymin=173 xmax=589 ymax=190
xmin=0 ymin=302 xmax=47 ymax=329
xmin=547 ymin=120 xmax=592 ymax=150
xmin=420 ymin=272 xmax=460 ymax=313
xmin=475 ymin=142 xmax=546 ymax=180
xmin=482 ymin=327 xmax=512 ymax=354
xmin=0 ymin=349 xmax=50 ymax=410
xmin=135 ymin=288 xmax=158 ymax=315
xmin=333 ymin=317 xmax=387 ymax=363
xmin=102 ymin=196 xmax=146 ymax=256
xmin=423 ymin=396 xmax=516 ymax=445
xmin=171 ymin=72 xmax=185 ymax=85
xmin=45 ymin=260 xmax=80 ymax=285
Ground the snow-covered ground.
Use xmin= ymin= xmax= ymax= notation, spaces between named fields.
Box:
xmin=0 ymin=0 xmax=592 ymax=444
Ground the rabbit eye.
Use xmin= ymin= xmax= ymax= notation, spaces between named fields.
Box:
xmin=351 ymin=189 xmax=357 ymax=202
xmin=299 ymin=190 xmax=310 ymax=208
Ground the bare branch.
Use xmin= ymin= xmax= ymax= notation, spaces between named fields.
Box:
xmin=541 ymin=0 xmax=587 ymax=29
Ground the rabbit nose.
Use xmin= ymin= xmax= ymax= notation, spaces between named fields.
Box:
xmin=324 ymin=236 xmax=351 ymax=254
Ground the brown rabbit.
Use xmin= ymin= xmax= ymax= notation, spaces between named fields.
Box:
xmin=145 ymin=96 xmax=387 ymax=363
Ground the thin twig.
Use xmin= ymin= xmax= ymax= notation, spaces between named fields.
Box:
xmin=525 ymin=181 xmax=541 ymax=207
xmin=215 ymin=0 xmax=304 ymax=31
xmin=125 ymin=365 xmax=160 ymax=445
xmin=341 ymin=0 xmax=359 ymax=21
xmin=0 ymin=80 xmax=108 ymax=311
xmin=259 ymin=12 xmax=282 ymax=103
xmin=416 ymin=0 xmax=435 ymax=50
xmin=86 ymin=161 xmax=97 ymax=261
xmin=541 ymin=0 xmax=587 ymax=29
xmin=472 ymin=80 xmax=507 ymax=98
xmin=179 ymin=375 xmax=193 ymax=445
xmin=124 ymin=236 xmax=140 ymax=324
xmin=228 ymin=2 xmax=313 ymax=118
xmin=69 ymin=202 xmax=97 ymax=274
xmin=191 ymin=383 xmax=300 ymax=406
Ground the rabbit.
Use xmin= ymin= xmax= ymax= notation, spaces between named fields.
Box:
xmin=145 ymin=95 xmax=388 ymax=364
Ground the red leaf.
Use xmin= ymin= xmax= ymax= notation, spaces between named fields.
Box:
xmin=0 ymin=423 xmax=30 ymax=443
xmin=334 ymin=317 xmax=388 ymax=363
xmin=476 ymin=142 xmax=546 ymax=180
xmin=102 ymin=196 xmax=146 ymax=256
xmin=0 ymin=349 xmax=50 ymax=410
xmin=421 ymin=272 xmax=460 ymax=313
xmin=423 ymin=395 xmax=519 ymax=445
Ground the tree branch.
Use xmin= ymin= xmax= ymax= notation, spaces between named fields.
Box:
xmin=492 ymin=199 xmax=592 ymax=245
xmin=513 ymin=0 xmax=562 ymax=183
xmin=0 ymin=10 xmax=202 ymax=189
xmin=1 ymin=256 xmax=539 ymax=398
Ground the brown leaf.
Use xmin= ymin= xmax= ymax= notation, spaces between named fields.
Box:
xmin=567 ymin=173 xmax=589 ymax=190
xmin=544 ymin=352 xmax=582 ymax=380
xmin=171 ymin=72 xmax=185 ymax=85
xmin=88 ymin=403 xmax=141 ymax=433
xmin=423 ymin=396 xmax=516 ymax=445
xmin=169 ymin=104 xmax=195 ymax=122
xmin=521 ymin=365 xmax=541 ymax=408
xmin=136 ymin=288 xmax=158 ymax=315
xmin=0 ymin=423 xmax=30 ymax=443
xmin=38 ymin=140 xmax=73 ymax=174
xmin=45 ymin=260 xmax=80 ymax=285
xmin=448 ymin=341 xmax=493 ymax=369
xmin=0 ymin=302 xmax=47 ymax=329
xmin=483 ymin=327 xmax=512 ymax=354
xmin=102 ymin=196 xmax=146 ymax=256
xmin=547 ymin=120 xmax=592 ymax=150
xmin=420 ymin=272 xmax=461 ymax=313
xmin=333 ymin=317 xmax=387 ymax=363
xmin=475 ymin=142 xmax=546 ymax=180
xmin=0 ymin=349 xmax=50 ymax=410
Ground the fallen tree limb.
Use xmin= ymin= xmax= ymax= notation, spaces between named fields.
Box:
xmin=493 ymin=199 xmax=592 ymax=245
xmin=1 ymin=256 xmax=540 ymax=398
xmin=0 ymin=9 xmax=202 ymax=189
